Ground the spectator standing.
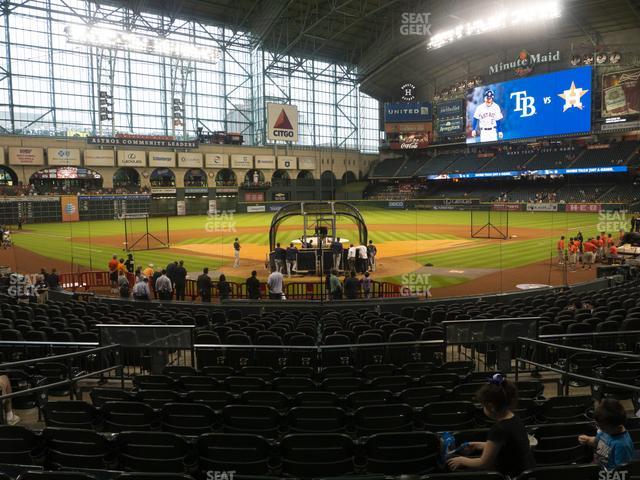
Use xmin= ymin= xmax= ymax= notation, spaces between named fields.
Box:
xmin=117 ymin=271 xmax=130 ymax=298
xmin=124 ymin=253 xmax=135 ymax=274
xmin=108 ymin=255 xmax=119 ymax=293
xmin=329 ymin=269 xmax=343 ymax=300
xmin=0 ymin=375 xmax=19 ymax=425
xmin=197 ymin=268 xmax=212 ymax=303
xmin=233 ymin=238 xmax=241 ymax=267
xmin=143 ymin=263 xmax=154 ymax=279
xmin=174 ymin=260 xmax=187 ymax=301
xmin=362 ymin=272 xmax=372 ymax=299
xmin=132 ymin=276 xmax=150 ymax=301
xmin=344 ymin=271 xmax=360 ymax=299
xmin=218 ymin=274 xmax=231 ymax=301
xmin=151 ymin=267 xmax=162 ymax=299
xmin=155 ymin=270 xmax=173 ymax=301
xmin=35 ymin=274 xmax=48 ymax=304
xmin=47 ymin=268 xmax=60 ymax=290
xmin=267 ymin=270 xmax=284 ymax=300
xmin=246 ymin=270 xmax=261 ymax=299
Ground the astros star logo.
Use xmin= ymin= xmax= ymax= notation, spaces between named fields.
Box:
xmin=558 ymin=81 xmax=589 ymax=111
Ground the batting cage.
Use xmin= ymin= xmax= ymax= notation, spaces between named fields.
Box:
xmin=470 ymin=206 xmax=510 ymax=240
xmin=121 ymin=213 xmax=171 ymax=251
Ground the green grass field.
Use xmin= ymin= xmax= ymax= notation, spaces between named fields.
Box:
xmin=10 ymin=208 xmax=604 ymax=290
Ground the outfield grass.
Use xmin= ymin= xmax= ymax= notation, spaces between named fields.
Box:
xmin=11 ymin=208 xmax=603 ymax=285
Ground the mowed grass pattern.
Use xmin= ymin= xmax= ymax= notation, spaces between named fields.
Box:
xmin=11 ymin=208 xmax=604 ymax=284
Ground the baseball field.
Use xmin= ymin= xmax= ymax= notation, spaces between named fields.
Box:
xmin=0 ymin=208 xmax=606 ymax=297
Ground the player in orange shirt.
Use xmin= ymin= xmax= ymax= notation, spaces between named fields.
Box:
xmin=568 ymin=237 xmax=578 ymax=271
xmin=557 ymin=236 xmax=565 ymax=265
xmin=582 ymin=238 xmax=597 ymax=269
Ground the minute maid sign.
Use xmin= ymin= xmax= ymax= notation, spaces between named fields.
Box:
xmin=267 ymin=103 xmax=299 ymax=142
xmin=489 ymin=49 xmax=561 ymax=76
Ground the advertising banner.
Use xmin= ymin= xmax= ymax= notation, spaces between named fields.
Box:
xmin=255 ymin=155 xmax=276 ymax=169
xmin=526 ymin=203 xmax=558 ymax=212
xmin=244 ymin=192 xmax=265 ymax=202
xmin=149 ymin=151 xmax=176 ymax=167
xmin=247 ymin=205 xmax=266 ymax=213
xmin=178 ymin=152 xmax=203 ymax=168
xmin=492 ymin=203 xmax=523 ymax=211
xmin=230 ymin=154 xmax=253 ymax=169
xmin=48 ymin=148 xmax=81 ymax=166
xmin=437 ymin=99 xmax=464 ymax=117
xmin=60 ymin=195 xmax=80 ymax=222
xmin=9 ymin=147 xmax=44 ymax=165
xmin=298 ymin=157 xmax=316 ymax=170
xmin=277 ymin=156 xmax=296 ymax=169
xmin=205 ymin=153 xmax=229 ymax=169
xmin=466 ymin=66 xmax=592 ymax=144
xmin=267 ymin=103 xmax=299 ymax=142
xmin=117 ymin=150 xmax=145 ymax=167
xmin=566 ymin=203 xmax=601 ymax=213
xmin=386 ymin=122 xmax=432 ymax=149
xmin=84 ymin=150 xmax=115 ymax=167
xmin=388 ymin=201 xmax=405 ymax=209
xmin=437 ymin=117 xmax=465 ymax=136
xmin=602 ymin=67 xmax=640 ymax=118
xmin=176 ymin=200 xmax=186 ymax=216
xmin=384 ymin=102 xmax=432 ymax=122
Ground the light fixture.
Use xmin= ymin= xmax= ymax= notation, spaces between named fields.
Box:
xmin=427 ymin=2 xmax=561 ymax=50
xmin=64 ymin=24 xmax=221 ymax=63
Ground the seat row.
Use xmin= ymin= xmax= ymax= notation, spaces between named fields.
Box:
xmin=42 ymin=396 xmax=595 ymax=437
xmin=2 ymin=422 xmax=624 ymax=478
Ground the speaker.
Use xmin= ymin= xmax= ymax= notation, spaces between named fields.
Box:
xmin=315 ymin=226 xmax=328 ymax=236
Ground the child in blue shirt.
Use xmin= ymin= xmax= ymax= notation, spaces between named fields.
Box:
xmin=579 ymin=398 xmax=635 ymax=470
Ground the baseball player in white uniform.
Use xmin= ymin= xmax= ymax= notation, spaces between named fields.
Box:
xmin=471 ymin=90 xmax=503 ymax=142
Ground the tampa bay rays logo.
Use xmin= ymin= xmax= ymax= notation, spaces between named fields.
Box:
xmin=510 ymin=91 xmax=536 ymax=117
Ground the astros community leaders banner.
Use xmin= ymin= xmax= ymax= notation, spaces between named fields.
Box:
xmin=466 ymin=66 xmax=592 ymax=144
xmin=267 ymin=103 xmax=299 ymax=142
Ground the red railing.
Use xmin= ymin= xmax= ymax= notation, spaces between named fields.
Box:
xmin=57 ymin=270 xmax=403 ymax=301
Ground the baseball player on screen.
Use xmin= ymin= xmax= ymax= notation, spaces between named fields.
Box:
xmin=471 ymin=90 xmax=504 ymax=142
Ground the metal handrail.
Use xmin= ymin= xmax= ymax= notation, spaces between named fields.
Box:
xmin=0 ymin=341 xmax=99 ymax=347
xmin=517 ymin=337 xmax=640 ymax=360
xmin=0 ymin=344 xmax=120 ymax=370
xmin=515 ymin=357 xmax=640 ymax=393
xmin=193 ymin=339 xmax=444 ymax=350
xmin=0 ymin=364 xmax=123 ymax=402
xmin=539 ymin=329 xmax=640 ymax=340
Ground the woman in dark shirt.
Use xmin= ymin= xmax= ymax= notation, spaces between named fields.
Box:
xmin=447 ymin=374 xmax=535 ymax=477
xmin=217 ymin=274 xmax=231 ymax=301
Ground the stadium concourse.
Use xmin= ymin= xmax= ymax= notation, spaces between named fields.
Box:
xmin=1 ymin=0 xmax=640 ymax=479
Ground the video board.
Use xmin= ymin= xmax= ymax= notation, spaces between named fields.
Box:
xmin=466 ymin=66 xmax=592 ymax=144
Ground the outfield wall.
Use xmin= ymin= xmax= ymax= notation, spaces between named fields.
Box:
xmin=0 ymin=194 xmax=628 ymax=225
